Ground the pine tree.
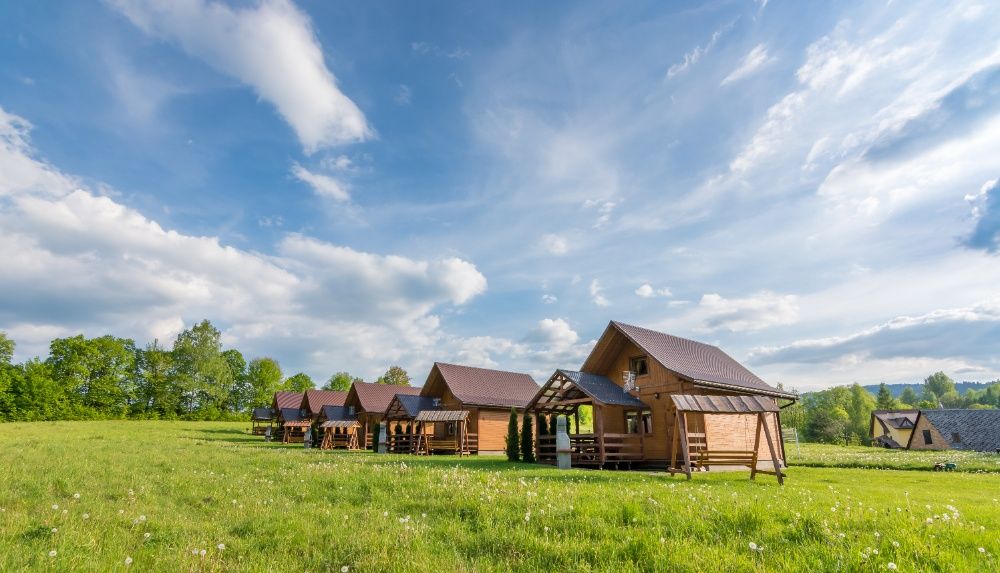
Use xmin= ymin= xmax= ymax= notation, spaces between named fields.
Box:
xmin=876 ymin=383 xmax=896 ymax=409
xmin=505 ymin=407 xmax=519 ymax=462
xmin=520 ymin=410 xmax=535 ymax=463
xmin=537 ymin=414 xmax=548 ymax=436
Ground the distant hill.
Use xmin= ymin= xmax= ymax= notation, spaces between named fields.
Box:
xmin=862 ymin=381 xmax=996 ymax=397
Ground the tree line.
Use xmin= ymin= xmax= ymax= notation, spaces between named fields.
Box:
xmin=0 ymin=321 xmax=411 ymax=422
xmin=781 ymin=372 xmax=1000 ymax=444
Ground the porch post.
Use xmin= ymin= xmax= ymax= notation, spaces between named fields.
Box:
xmin=594 ymin=404 xmax=606 ymax=466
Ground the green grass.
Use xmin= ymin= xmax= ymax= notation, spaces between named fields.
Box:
xmin=788 ymin=442 xmax=1000 ymax=473
xmin=0 ymin=422 xmax=997 ymax=572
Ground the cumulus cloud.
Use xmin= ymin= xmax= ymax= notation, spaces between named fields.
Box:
xmin=291 ymin=163 xmax=350 ymax=202
xmin=965 ymin=178 xmax=1000 ymax=252
xmin=698 ymin=291 xmax=798 ymax=332
xmin=589 ymin=279 xmax=610 ymax=307
xmin=541 ymin=294 xmax=558 ymax=304
xmin=750 ymin=298 xmax=1000 ymax=366
xmin=0 ymin=106 xmax=484 ymax=378
xmin=635 ymin=283 xmax=672 ymax=298
xmin=540 ymin=233 xmax=568 ymax=255
xmin=110 ymin=0 xmax=371 ymax=152
xmin=721 ymin=44 xmax=773 ymax=86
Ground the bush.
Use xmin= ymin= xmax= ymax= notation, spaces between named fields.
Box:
xmin=505 ymin=407 xmax=519 ymax=462
xmin=520 ymin=410 xmax=535 ymax=463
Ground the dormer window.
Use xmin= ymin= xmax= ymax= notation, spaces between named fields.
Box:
xmin=432 ymin=398 xmax=441 ymax=407
xmin=952 ymin=432 xmax=961 ymax=443
xmin=629 ymin=356 xmax=649 ymax=377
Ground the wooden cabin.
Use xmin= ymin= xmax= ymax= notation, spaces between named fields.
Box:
xmin=870 ymin=409 xmax=919 ymax=448
xmin=278 ymin=407 xmax=311 ymax=443
xmin=344 ymin=382 xmax=422 ymax=449
xmin=526 ymin=321 xmax=796 ymax=479
xmin=420 ymin=362 xmax=539 ymax=455
xmin=251 ymin=407 xmax=275 ymax=435
xmin=384 ymin=394 xmax=439 ymax=454
xmin=300 ymin=390 xmax=348 ymax=422
xmin=905 ymin=409 xmax=1000 ymax=452
xmin=317 ymin=405 xmax=360 ymax=450
xmin=272 ymin=391 xmax=305 ymax=441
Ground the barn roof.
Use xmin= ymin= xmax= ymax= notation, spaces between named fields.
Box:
xmin=526 ymin=370 xmax=648 ymax=413
xmin=670 ymin=394 xmax=778 ymax=414
xmin=273 ymin=391 xmax=303 ymax=410
xmin=252 ymin=407 xmax=274 ymax=421
xmin=583 ymin=321 xmax=795 ymax=400
xmin=915 ymin=409 xmax=1000 ymax=452
xmin=424 ymin=362 xmax=539 ymax=409
xmin=349 ymin=382 xmax=421 ymax=413
xmin=302 ymin=390 xmax=348 ymax=414
xmin=385 ymin=394 xmax=439 ymax=419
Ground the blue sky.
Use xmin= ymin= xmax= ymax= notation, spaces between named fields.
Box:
xmin=1 ymin=0 xmax=998 ymax=390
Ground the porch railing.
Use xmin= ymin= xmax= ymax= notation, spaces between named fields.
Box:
xmin=537 ymin=433 xmax=643 ymax=466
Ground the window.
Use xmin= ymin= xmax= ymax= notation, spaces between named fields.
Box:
xmin=432 ymin=398 xmax=441 ymax=407
xmin=629 ymin=356 xmax=649 ymax=377
xmin=951 ymin=432 xmax=961 ymax=443
xmin=446 ymin=421 xmax=456 ymax=436
xmin=625 ymin=411 xmax=653 ymax=434
xmin=922 ymin=430 xmax=933 ymax=445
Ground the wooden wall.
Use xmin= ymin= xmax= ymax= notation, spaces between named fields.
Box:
xmin=477 ymin=408 xmax=522 ymax=454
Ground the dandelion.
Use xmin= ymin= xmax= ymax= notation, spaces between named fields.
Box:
xmin=874 ymin=531 xmax=881 ymax=538
xmin=888 ymin=563 xmax=897 ymax=571
xmin=61 ymin=509 xmax=68 ymax=515
xmin=48 ymin=550 xmax=57 ymax=558
xmin=199 ymin=549 xmax=207 ymax=558
xmin=421 ymin=513 xmax=427 ymax=518
xmin=926 ymin=518 xmax=933 ymax=524
xmin=51 ymin=528 xmax=58 ymax=534
xmin=144 ymin=533 xmax=151 ymax=540
xmin=82 ymin=513 xmax=90 ymax=520
xmin=73 ymin=493 xmax=80 ymax=500
xmin=980 ymin=547 xmax=987 ymax=554
xmin=382 ymin=511 xmax=388 ymax=517
xmin=892 ymin=541 xmax=900 ymax=548
xmin=52 ymin=504 xmax=59 ymax=510
xmin=341 ymin=567 xmax=350 ymax=573
xmin=124 ymin=557 xmax=133 ymax=566
xmin=749 ymin=542 xmax=759 ymax=551
xmin=138 ymin=515 xmax=146 ymax=522
xmin=217 ymin=543 xmax=225 ymax=551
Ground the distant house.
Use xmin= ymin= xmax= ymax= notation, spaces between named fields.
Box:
xmin=906 ymin=409 xmax=1000 ymax=452
xmin=420 ymin=362 xmax=539 ymax=455
xmin=344 ymin=382 xmax=422 ymax=449
xmin=870 ymin=409 xmax=919 ymax=448
xmin=526 ymin=321 xmax=795 ymax=479
xmin=299 ymin=390 xmax=348 ymax=422
xmin=317 ymin=405 xmax=360 ymax=450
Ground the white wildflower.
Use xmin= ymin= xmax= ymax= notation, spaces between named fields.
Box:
xmin=73 ymin=493 xmax=80 ymax=500
xmin=217 ymin=543 xmax=225 ymax=551
xmin=124 ymin=557 xmax=133 ymax=566
xmin=980 ymin=547 xmax=986 ymax=554
xmin=48 ymin=550 xmax=57 ymax=558
xmin=199 ymin=549 xmax=206 ymax=558
xmin=341 ymin=567 xmax=350 ymax=573
xmin=144 ymin=533 xmax=151 ymax=540
xmin=51 ymin=504 xmax=59 ymax=510
xmin=887 ymin=563 xmax=897 ymax=571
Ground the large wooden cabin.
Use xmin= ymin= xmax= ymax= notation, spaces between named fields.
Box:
xmin=527 ymin=321 xmax=795 ymax=477
xmin=419 ymin=363 xmax=539 ymax=455
xmin=344 ymin=382 xmax=422 ymax=449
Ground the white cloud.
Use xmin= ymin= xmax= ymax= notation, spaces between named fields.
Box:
xmin=666 ymin=20 xmax=736 ymax=79
xmin=0 ymin=107 xmax=484 ymax=379
xmin=635 ymin=283 xmax=672 ymax=298
xmin=110 ymin=0 xmax=371 ymax=153
xmin=541 ymin=294 xmax=558 ymax=304
xmin=698 ymin=291 xmax=799 ymax=332
xmin=540 ymin=233 xmax=569 ymax=255
xmin=395 ymin=84 xmax=412 ymax=105
xmin=291 ymin=163 xmax=350 ymax=202
xmin=721 ymin=44 xmax=774 ymax=86
xmin=584 ymin=199 xmax=617 ymax=229
xmin=589 ymin=279 xmax=610 ymax=307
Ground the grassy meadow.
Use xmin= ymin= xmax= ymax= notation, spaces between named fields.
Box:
xmin=1 ymin=422 xmax=998 ymax=572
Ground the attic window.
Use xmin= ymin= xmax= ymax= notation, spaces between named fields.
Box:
xmin=922 ymin=430 xmax=933 ymax=445
xmin=432 ymin=398 xmax=441 ymax=407
xmin=951 ymin=432 xmax=961 ymax=443
xmin=629 ymin=356 xmax=649 ymax=377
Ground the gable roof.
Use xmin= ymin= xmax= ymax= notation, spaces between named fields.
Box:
xmin=278 ymin=407 xmax=306 ymax=423
xmin=319 ymin=405 xmax=356 ymax=423
xmin=385 ymin=394 xmax=439 ymax=419
xmin=252 ymin=407 xmax=274 ymax=421
xmin=424 ymin=362 xmax=539 ymax=409
xmin=302 ymin=390 xmax=348 ymax=415
xmin=348 ymin=381 xmax=421 ymax=413
xmin=273 ymin=391 xmax=303 ymax=410
xmin=583 ymin=321 xmax=795 ymax=400
xmin=671 ymin=394 xmax=778 ymax=414
xmin=911 ymin=409 xmax=1000 ymax=452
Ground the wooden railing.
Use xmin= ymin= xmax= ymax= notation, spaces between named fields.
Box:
xmin=537 ymin=433 xmax=643 ymax=466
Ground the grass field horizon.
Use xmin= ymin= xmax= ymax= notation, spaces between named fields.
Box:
xmin=2 ymin=421 xmax=997 ymax=572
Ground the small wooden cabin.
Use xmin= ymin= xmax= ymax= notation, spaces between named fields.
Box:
xmin=905 ymin=409 xmax=1000 ymax=452
xmin=278 ymin=407 xmax=311 ymax=443
xmin=300 ymin=390 xmax=348 ymax=422
xmin=272 ymin=391 xmax=305 ymax=440
xmin=344 ymin=382 xmax=422 ymax=449
xmin=384 ymin=394 xmax=439 ymax=454
xmin=420 ymin=363 xmax=539 ymax=455
xmin=526 ymin=321 xmax=795 ymax=476
xmin=317 ymin=405 xmax=360 ymax=450
xmin=870 ymin=409 xmax=919 ymax=448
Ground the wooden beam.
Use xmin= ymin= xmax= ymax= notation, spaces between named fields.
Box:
xmin=594 ymin=404 xmax=606 ymax=466
xmin=677 ymin=411 xmax=692 ymax=480
xmin=750 ymin=413 xmax=763 ymax=481
xmin=761 ymin=412 xmax=784 ymax=485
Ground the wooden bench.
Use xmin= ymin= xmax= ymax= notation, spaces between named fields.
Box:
xmin=694 ymin=449 xmax=757 ymax=470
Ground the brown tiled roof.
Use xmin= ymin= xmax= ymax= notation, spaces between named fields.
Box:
xmin=607 ymin=321 xmax=795 ymax=399
xmin=414 ymin=409 xmax=470 ymax=422
xmin=351 ymin=382 xmax=421 ymax=413
xmin=273 ymin=391 xmax=303 ymax=410
xmin=430 ymin=362 xmax=539 ymax=409
xmin=670 ymin=394 xmax=778 ymax=413
xmin=303 ymin=390 xmax=347 ymax=414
